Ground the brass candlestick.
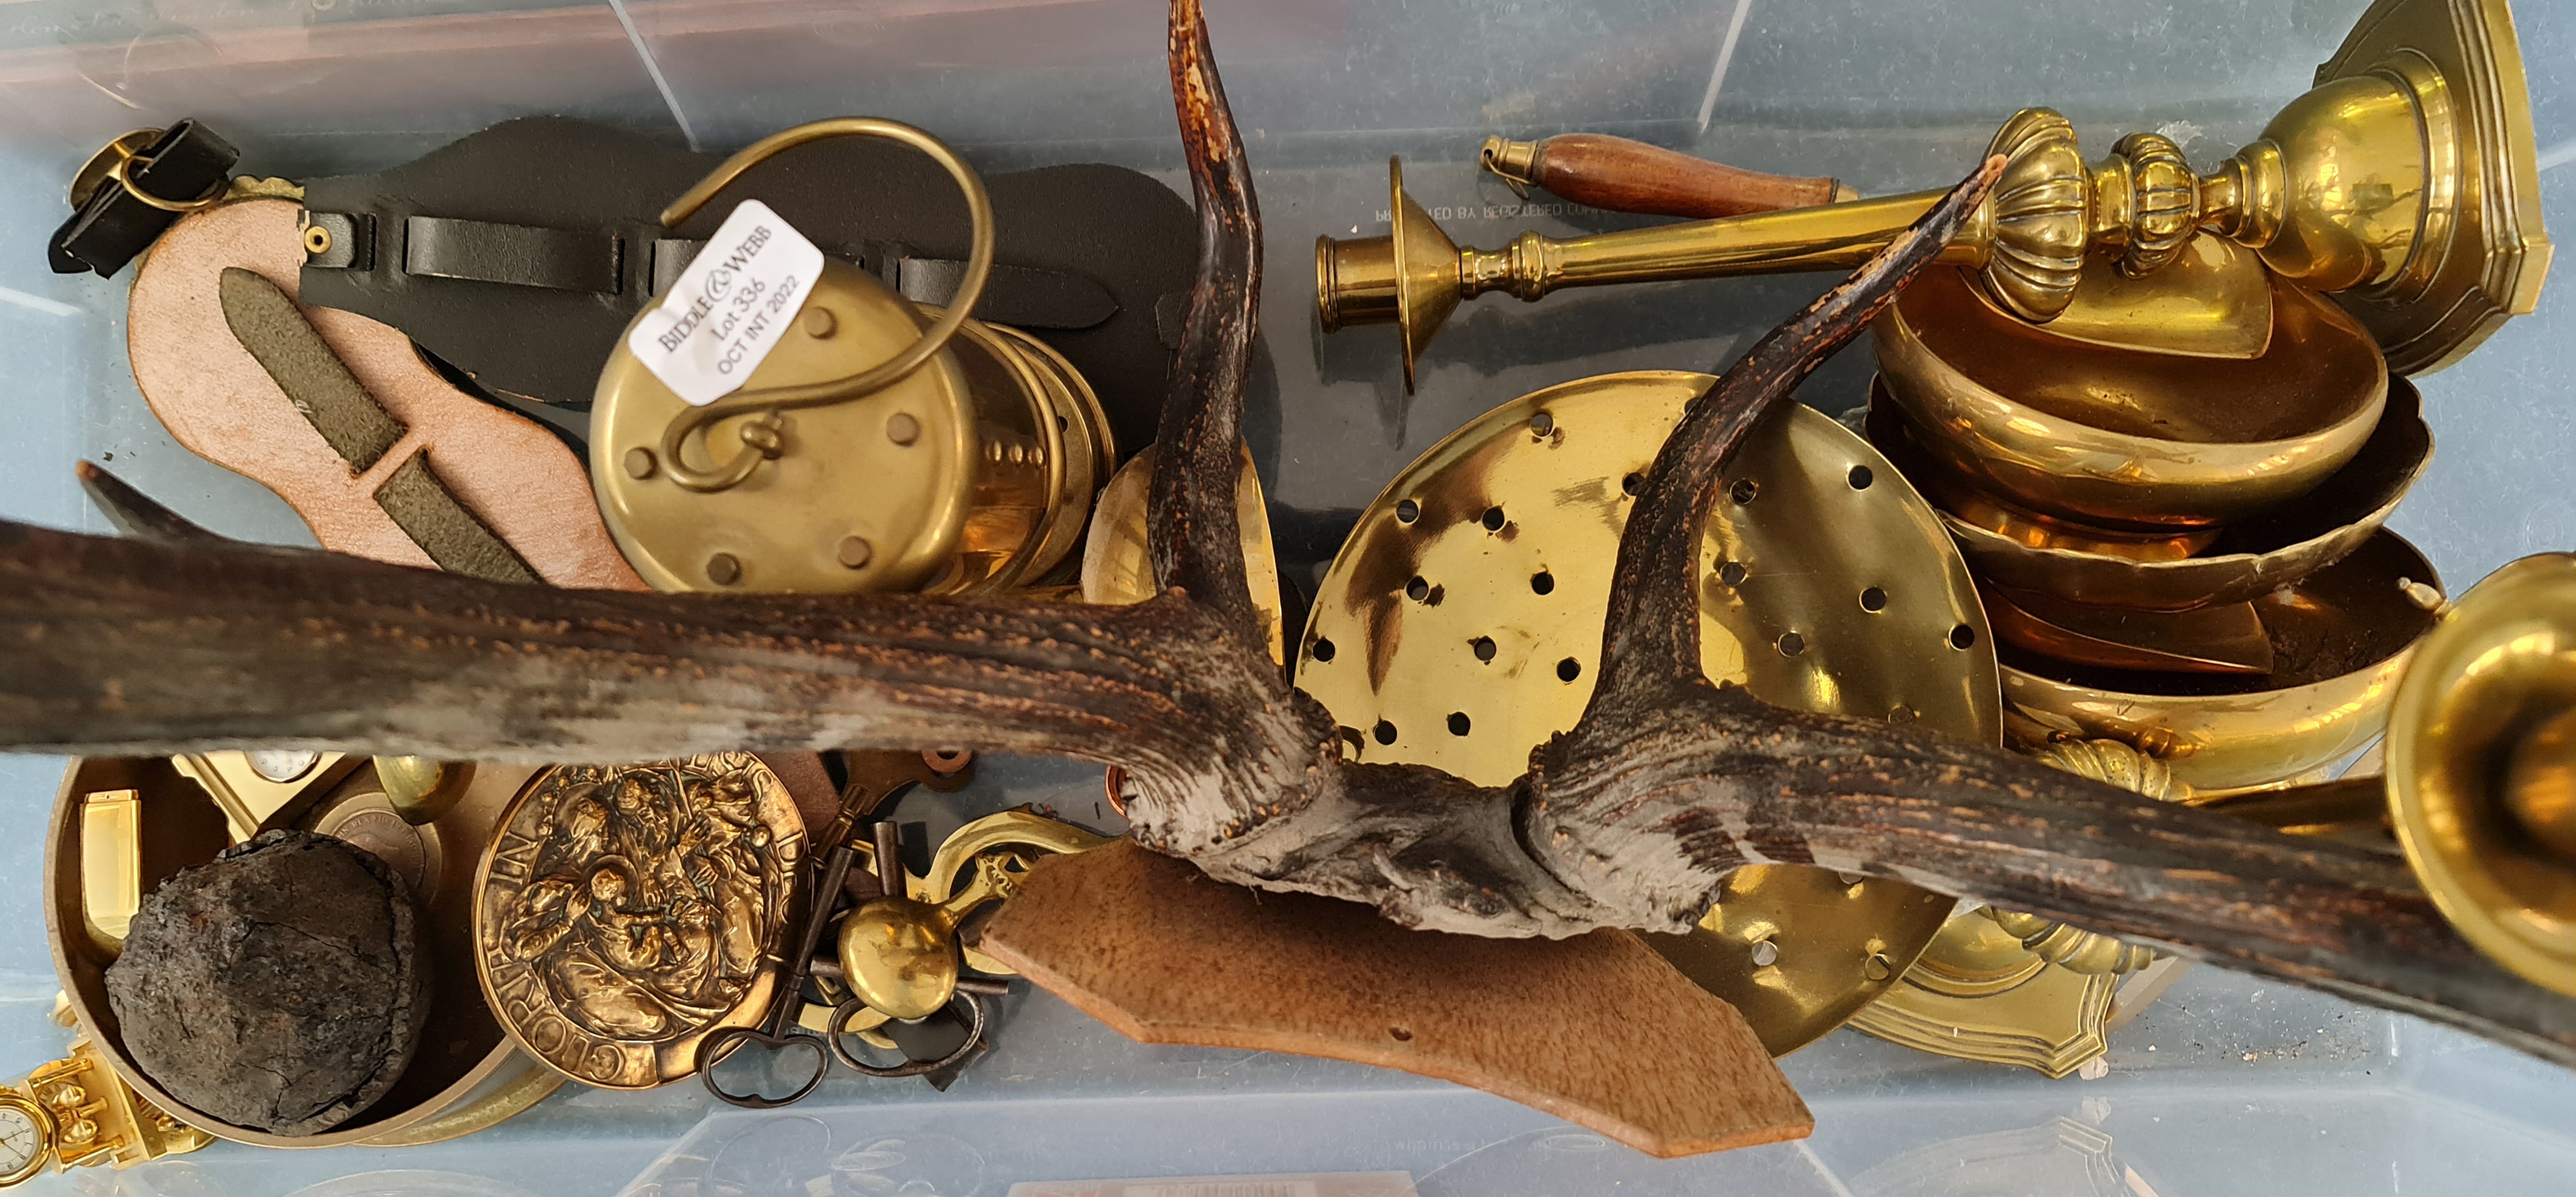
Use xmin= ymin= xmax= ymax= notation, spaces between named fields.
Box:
xmin=1316 ymin=0 xmax=2550 ymax=385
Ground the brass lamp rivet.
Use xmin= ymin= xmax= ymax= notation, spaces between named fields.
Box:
xmin=623 ymin=447 xmax=658 ymax=479
xmin=837 ymin=536 xmax=874 ymax=570
xmin=886 ymin=412 xmax=921 ymax=446
xmin=803 ymin=306 xmax=838 ymax=338
xmin=1750 ymin=940 xmax=1780 ymax=967
xmin=303 ymin=225 xmax=333 ymax=255
xmin=706 ymin=552 xmax=743 ymax=586
xmin=1864 ymin=952 xmax=1894 ymax=981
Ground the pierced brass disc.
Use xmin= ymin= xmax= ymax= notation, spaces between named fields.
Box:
xmin=593 ymin=262 xmax=1103 ymax=595
xmin=1296 ymin=370 xmax=2000 ymax=1055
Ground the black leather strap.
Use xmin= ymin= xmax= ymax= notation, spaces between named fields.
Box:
xmin=298 ymin=117 xmax=1198 ymax=457
xmin=638 ymin=236 xmax=1116 ymax=328
xmin=404 ymin=216 xmax=623 ymax=292
xmin=50 ymin=120 xmax=239 ymax=278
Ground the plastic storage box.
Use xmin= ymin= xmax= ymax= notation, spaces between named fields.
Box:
xmin=3 ymin=1 xmax=2571 ymax=1192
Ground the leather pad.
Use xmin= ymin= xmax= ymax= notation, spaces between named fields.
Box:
xmin=127 ymin=198 xmax=646 ymax=591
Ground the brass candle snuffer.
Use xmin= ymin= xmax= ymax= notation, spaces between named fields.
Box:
xmin=1316 ymin=0 xmax=2551 ymax=384
xmin=592 ymin=119 xmax=1115 ymax=597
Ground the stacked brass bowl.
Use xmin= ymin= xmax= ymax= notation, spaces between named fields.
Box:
xmin=1850 ymin=263 xmax=2445 ymax=1071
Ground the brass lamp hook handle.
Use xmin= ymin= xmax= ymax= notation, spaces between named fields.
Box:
xmin=654 ymin=117 xmax=997 ymax=493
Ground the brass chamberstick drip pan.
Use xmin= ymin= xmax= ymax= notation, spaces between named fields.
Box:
xmin=1296 ymin=370 xmax=2000 ymax=1055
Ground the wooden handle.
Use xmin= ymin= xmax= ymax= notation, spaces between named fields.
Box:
xmin=1523 ymin=134 xmax=1845 ymax=218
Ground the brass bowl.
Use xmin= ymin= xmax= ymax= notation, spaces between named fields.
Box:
xmin=1875 ymin=265 xmax=2387 ymax=531
xmin=1867 ymin=377 xmax=2430 ymax=611
xmin=2000 ymin=530 xmax=2441 ymax=792
xmin=47 ymin=758 xmax=547 ymax=1147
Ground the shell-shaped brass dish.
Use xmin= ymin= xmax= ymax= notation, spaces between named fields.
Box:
xmin=1870 ymin=377 xmax=2430 ymax=611
xmin=2002 ymin=530 xmax=2441 ymax=792
xmin=1877 ymin=266 xmax=2387 ymax=530
xmin=47 ymin=758 xmax=544 ymax=1148
xmin=1296 ymin=370 xmax=1998 ymax=1055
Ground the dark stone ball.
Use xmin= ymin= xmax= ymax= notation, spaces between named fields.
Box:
xmin=104 ymin=829 xmax=429 ymax=1136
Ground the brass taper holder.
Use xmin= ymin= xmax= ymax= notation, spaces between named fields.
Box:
xmin=1318 ymin=0 xmax=2550 ymax=386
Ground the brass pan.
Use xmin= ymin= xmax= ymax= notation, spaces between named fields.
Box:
xmin=2001 ymin=530 xmax=2441 ymax=792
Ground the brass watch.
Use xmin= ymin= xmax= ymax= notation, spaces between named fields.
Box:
xmin=0 ymin=1026 xmax=213 ymax=1187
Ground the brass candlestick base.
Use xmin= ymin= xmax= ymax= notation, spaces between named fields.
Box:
xmin=1317 ymin=0 xmax=2549 ymax=381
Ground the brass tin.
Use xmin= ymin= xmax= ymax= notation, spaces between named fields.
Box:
xmin=1875 ymin=266 xmax=2387 ymax=531
xmin=46 ymin=758 xmax=545 ymax=1149
xmin=2387 ymin=553 xmax=2576 ymax=995
xmin=1869 ymin=378 xmax=2431 ymax=611
xmin=592 ymin=262 xmax=1104 ymax=596
xmin=2001 ymin=530 xmax=2441 ymax=792
xmin=1296 ymin=371 xmax=1997 ymax=1055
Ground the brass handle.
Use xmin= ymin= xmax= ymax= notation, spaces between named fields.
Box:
xmin=656 ymin=118 xmax=996 ymax=493
xmin=1479 ymin=133 xmax=1855 ymax=217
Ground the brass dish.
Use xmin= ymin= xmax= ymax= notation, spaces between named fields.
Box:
xmin=1875 ymin=265 xmax=2387 ymax=531
xmin=2001 ymin=530 xmax=2441 ymax=792
xmin=1080 ymin=443 xmax=1285 ymax=666
xmin=1296 ymin=371 xmax=1996 ymax=1055
xmin=1924 ymin=476 xmax=2220 ymax=563
xmin=47 ymin=758 xmax=545 ymax=1148
xmin=2386 ymin=553 xmax=2576 ymax=996
xmin=1868 ymin=378 xmax=2431 ymax=611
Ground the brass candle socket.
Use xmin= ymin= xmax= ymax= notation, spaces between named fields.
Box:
xmin=1316 ymin=0 xmax=2549 ymax=383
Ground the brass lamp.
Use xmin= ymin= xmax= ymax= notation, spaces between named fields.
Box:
xmin=1316 ymin=0 xmax=2550 ymax=384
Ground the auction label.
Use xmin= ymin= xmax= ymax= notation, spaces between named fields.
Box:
xmin=627 ymin=199 xmax=824 ymax=406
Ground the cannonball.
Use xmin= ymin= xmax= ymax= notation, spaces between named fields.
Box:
xmin=104 ymin=829 xmax=429 ymax=1135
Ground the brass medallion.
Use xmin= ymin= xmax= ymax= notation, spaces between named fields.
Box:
xmin=1296 ymin=371 xmax=1998 ymax=1054
xmin=473 ymin=754 xmax=804 ymax=1089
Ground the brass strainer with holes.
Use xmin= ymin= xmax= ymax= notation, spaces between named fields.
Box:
xmin=1296 ymin=370 xmax=2002 ymax=1055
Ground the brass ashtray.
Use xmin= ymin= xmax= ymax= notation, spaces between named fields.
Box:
xmin=47 ymin=757 xmax=554 ymax=1148
xmin=1867 ymin=378 xmax=2430 ymax=611
xmin=1875 ymin=265 xmax=2387 ymax=531
xmin=2001 ymin=530 xmax=2441 ymax=792
xmin=1297 ymin=370 xmax=1995 ymax=1055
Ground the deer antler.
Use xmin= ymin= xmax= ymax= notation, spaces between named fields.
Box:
xmin=2 ymin=0 xmax=2569 ymax=1068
